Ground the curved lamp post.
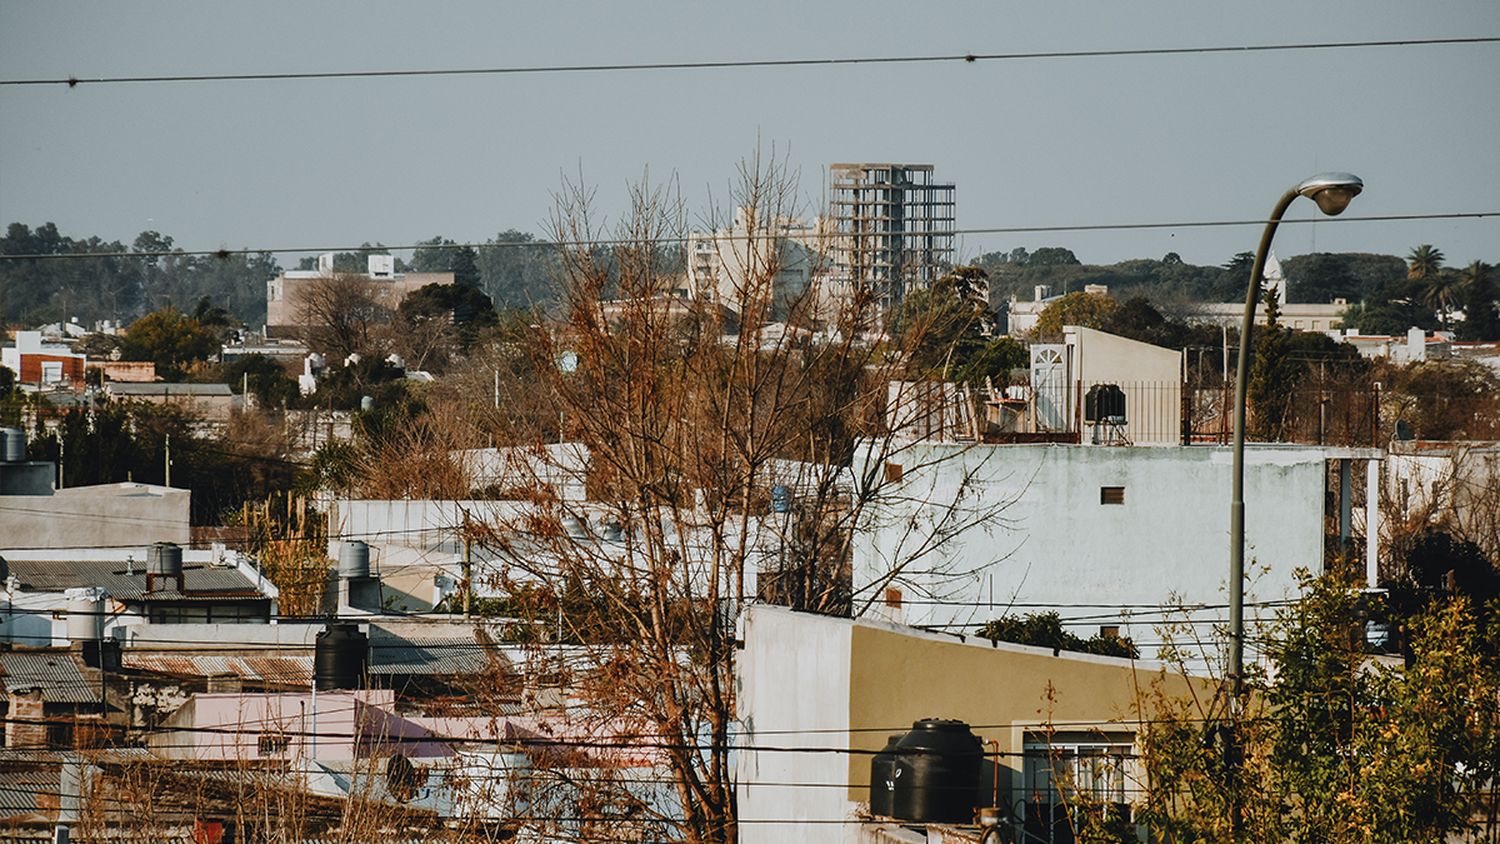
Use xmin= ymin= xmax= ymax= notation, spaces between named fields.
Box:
xmin=1229 ymin=172 xmax=1363 ymax=699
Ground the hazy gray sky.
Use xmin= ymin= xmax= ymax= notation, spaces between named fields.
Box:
xmin=2 ymin=1 xmax=1497 ymax=268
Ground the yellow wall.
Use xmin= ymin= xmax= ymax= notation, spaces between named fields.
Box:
xmin=846 ymin=624 xmax=1208 ymax=804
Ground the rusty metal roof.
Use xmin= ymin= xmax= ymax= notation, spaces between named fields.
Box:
xmin=121 ymin=652 xmax=312 ymax=685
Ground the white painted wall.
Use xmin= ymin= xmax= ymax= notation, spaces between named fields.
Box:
xmin=736 ymin=605 xmax=858 ymax=844
xmin=850 ymin=443 xmax=1367 ymax=666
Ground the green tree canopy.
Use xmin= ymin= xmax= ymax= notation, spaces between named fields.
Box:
xmin=1032 ymin=291 xmax=1119 ymax=339
xmin=121 ymin=307 xmax=220 ymax=379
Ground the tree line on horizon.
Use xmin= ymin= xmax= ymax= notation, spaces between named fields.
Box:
xmin=4 ymin=220 xmax=1497 ymax=341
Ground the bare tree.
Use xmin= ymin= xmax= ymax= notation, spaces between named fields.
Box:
xmin=295 ymin=272 xmax=393 ymax=361
xmin=456 ymin=154 xmax=1010 ymax=843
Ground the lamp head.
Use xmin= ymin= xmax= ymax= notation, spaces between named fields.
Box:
xmin=1295 ymin=172 xmax=1363 ymax=216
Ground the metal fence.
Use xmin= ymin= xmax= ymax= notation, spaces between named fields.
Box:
xmin=992 ymin=380 xmax=1381 ymax=448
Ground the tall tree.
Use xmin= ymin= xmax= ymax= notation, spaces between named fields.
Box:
xmin=293 ymin=272 xmax=392 ymax=360
xmin=1458 ymin=261 xmax=1500 ymax=341
xmin=450 ymin=245 xmax=481 ymax=287
xmin=1407 ymin=243 xmax=1446 ymax=280
xmin=1422 ymin=268 xmax=1470 ymax=329
xmin=457 ymin=160 xmax=1005 ymax=843
xmin=120 ymin=307 xmax=220 ymax=379
xmin=1247 ymin=286 xmax=1302 ymax=440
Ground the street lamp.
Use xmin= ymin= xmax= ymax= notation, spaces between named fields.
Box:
xmin=1225 ymin=171 xmax=1361 ymax=838
xmin=1228 ymin=172 xmax=1363 ymax=698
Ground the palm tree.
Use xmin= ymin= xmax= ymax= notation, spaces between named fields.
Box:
xmin=1422 ymin=269 xmax=1470 ymax=329
xmin=1460 ymin=260 xmax=1488 ymax=289
xmin=1407 ymin=244 xmax=1445 ymax=280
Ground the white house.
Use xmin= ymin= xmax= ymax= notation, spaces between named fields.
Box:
xmin=848 ymin=441 xmax=1381 ymax=668
xmin=1030 ymin=326 xmax=1184 ymax=445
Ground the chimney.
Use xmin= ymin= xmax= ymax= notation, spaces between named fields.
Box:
xmin=5 ymin=689 xmax=46 ymax=749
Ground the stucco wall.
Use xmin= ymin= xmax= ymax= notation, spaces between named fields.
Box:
xmin=851 ymin=443 xmax=1335 ymax=664
xmin=0 ymin=483 xmax=190 ymax=549
xmin=735 ymin=606 xmax=1207 ymax=844
xmin=736 ymin=606 xmax=854 ymax=844
xmin=1066 ymin=325 xmax=1183 ymax=445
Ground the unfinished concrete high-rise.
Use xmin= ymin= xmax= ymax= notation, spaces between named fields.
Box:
xmin=828 ymin=163 xmax=955 ymax=305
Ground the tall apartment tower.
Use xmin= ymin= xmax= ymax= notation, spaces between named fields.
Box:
xmin=828 ymin=163 xmax=955 ymax=304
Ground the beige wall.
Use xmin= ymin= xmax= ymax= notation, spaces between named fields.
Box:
xmin=846 ymin=623 xmax=1203 ymax=803
xmin=1066 ymin=325 xmax=1184 ymax=445
xmin=736 ymin=606 xmax=1210 ymax=843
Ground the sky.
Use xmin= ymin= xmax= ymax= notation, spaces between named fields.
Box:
xmin=2 ymin=2 xmax=1498 ymax=270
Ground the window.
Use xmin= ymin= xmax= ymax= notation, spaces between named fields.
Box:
xmin=1023 ymin=732 xmax=1134 ymax=844
xmin=41 ymin=361 xmax=64 ymax=384
xmin=1099 ymin=625 xmax=1120 ymax=639
xmin=884 ymin=587 xmax=903 ymax=609
xmin=884 ymin=462 xmax=904 ymax=483
xmin=1100 ymin=486 xmax=1125 ymax=505
xmin=258 ymin=732 xmax=290 ymax=756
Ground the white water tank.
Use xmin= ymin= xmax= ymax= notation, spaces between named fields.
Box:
xmin=338 ymin=540 xmax=371 ymax=579
xmin=64 ymin=587 xmax=106 ymax=643
xmin=1 ymin=428 xmax=24 ymax=463
xmin=148 ymin=542 xmax=183 ymax=577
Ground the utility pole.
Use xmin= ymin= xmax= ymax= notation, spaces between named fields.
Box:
xmin=163 ymin=433 xmax=171 ymax=488
xmin=462 ymin=517 xmax=473 ymax=620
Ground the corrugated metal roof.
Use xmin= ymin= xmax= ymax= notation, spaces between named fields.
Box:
xmin=368 ymin=632 xmax=498 ymax=676
xmin=0 ymin=651 xmax=100 ymax=703
xmin=6 ymin=559 xmax=267 ymax=602
xmin=107 ymin=382 xmax=233 ymax=396
xmin=121 ymin=652 xmax=312 ymax=685
xmin=0 ymin=768 xmax=57 ymax=816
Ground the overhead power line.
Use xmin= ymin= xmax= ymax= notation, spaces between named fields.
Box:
xmin=2 ymin=36 xmax=1497 ymax=88
xmin=0 ymin=211 xmax=1494 ymax=262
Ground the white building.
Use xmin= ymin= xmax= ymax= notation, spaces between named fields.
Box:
xmin=849 ymin=441 xmax=1381 ymax=667
xmin=1030 ymin=325 xmax=1184 ymax=445
xmin=1006 ymin=256 xmax=1351 ymax=337
xmin=735 ymin=604 xmax=1208 ymax=844
xmin=683 ymin=207 xmax=823 ymax=322
xmin=0 ymin=544 xmax=278 ymax=646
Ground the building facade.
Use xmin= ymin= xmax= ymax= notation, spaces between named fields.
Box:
xmin=736 ymin=605 xmax=1208 ymax=844
xmin=828 ymin=164 xmax=955 ymax=305
xmin=265 ymin=253 xmax=453 ymax=336
xmin=1 ymin=331 xmax=86 ymax=389
xmin=848 ymin=441 xmax=1382 ymax=668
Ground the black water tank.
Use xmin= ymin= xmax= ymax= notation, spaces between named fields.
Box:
xmin=868 ymin=734 xmax=905 ymax=817
xmin=889 ymin=719 xmax=983 ymax=824
xmin=1085 ymin=384 xmax=1127 ymax=423
xmin=314 ymin=623 xmax=368 ymax=691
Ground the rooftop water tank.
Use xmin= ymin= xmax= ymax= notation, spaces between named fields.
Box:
xmin=64 ymin=587 xmax=106 ymax=644
xmin=338 ymin=540 xmax=371 ymax=579
xmin=314 ymin=622 xmax=369 ymax=691
xmin=889 ymin=719 xmax=983 ymax=824
xmin=868 ymin=734 xmax=906 ymax=818
xmin=1 ymin=428 xmax=24 ymax=463
xmin=1084 ymin=384 xmax=1127 ymax=424
xmin=147 ymin=542 xmax=183 ymax=577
